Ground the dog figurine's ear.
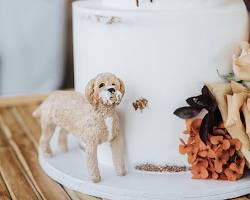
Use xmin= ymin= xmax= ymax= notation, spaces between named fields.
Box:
xmin=85 ymin=79 xmax=98 ymax=106
xmin=118 ymin=78 xmax=125 ymax=96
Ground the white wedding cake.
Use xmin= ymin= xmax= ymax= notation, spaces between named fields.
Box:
xmin=73 ymin=0 xmax=249 ymax=170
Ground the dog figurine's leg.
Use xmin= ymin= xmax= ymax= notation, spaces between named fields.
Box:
xmin=39 ymin=121 xmax=55 ymax=157
xmin=82 ymin=141 xmax=101 ymax=183
xmin=58 ymin=128 xmax=68 ymax=152
xmin=110 ymin=131 xmax=126 ymax=176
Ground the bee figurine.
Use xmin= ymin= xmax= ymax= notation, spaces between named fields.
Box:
xmin=135 ymin=0 xmax=153 ymax=7
xmin=133 ymin=98 xmax=148 ymax=111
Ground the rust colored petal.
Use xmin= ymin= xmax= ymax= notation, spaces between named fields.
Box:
xmin=224 ymin=168 xmax=239 ymax=181
xmin=211 ymin=171 xmax=219 ymax=180
xmin=207 ymin=149 xmax=216 ymax=158
xmin=198 ymin=150 xmax=208 ymax=158
xmin=221 ymin=139 xmax=230 ymax=150
xmin=179 ymin=144 xmax=187 ymax=155
xmin=185 ymin=118 xmax=193 ymax=134
xmin=191 ymin=119 xmax=202 ymax=134
xmin=192 ymin=165 xmax=209 ymax=179
xmin=210 ymin=136 xmax=224 ymax=145
xmin=214 ymin=159 xmax=223 ymax=173
xmin=221 ymin=151 xmax=230 ymax=164
xmin=194 ymin=158 xmax=209 ymax=168
xmin=219 ymin=173 xmax=228 ymax=181
xmin=230 ymin=139 xmax=242 ymax=151
xmin=230 ymin=158 xmax=245 ymax=175
xmin=187 ymin=148 xmax=199 ymax=164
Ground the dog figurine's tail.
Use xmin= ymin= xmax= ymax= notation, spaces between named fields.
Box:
xmin=32 ymin=106 xmax=41 ymax=118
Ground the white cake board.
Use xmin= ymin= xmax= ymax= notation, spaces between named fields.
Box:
xmin=39 ymin=132 xmax=250 ymax=200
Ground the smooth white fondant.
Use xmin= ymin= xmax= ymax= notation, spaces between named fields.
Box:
xmin=73 ymin=0 xmax=249 ymax=168
xmin=39 ymin=133 xmax=250 ymax=200
xmin=102 ymin=0 xmax=228 ymax=10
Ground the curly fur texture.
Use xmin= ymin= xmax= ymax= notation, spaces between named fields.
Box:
xmin=33 ymin=73 xmax=126 ymax=182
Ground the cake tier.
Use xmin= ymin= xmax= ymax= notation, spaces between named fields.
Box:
xmin=73 ymin=0 xmax=249 ymax=169
xmin=102 ymin=0 xmax=227 ymax=10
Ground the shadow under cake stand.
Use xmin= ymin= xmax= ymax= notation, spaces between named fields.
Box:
xmin=39 ymin=132 xmax=250 ymax=200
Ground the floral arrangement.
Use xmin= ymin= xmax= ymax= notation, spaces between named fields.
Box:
xmin=173 ymin=42 xmax=250 ymax=181
xmin=174 ymin=86 xmax=245 ymax=181
xmin=179 ymin=118 xmax=244 ymax=181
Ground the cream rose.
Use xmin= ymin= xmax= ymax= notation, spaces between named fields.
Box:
xmin=233 ymin=41 xmax=250 ymax=81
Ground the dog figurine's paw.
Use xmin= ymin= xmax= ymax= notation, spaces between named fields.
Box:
xmin=116 ymin=169 xmax=126 ymax=176
xmin=59 ymin=144 xmax=68 ymax=153
xmin=91 ymin=175 xmax=101 ymax=183
xmin=41 ymin=147 xmax=53 ymax=157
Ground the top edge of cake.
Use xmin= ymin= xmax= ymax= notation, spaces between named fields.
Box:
xmin=73 ymin=0 xmax=245 ymax=12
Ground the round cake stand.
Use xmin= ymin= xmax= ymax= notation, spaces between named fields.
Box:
xmin=39 ymin=132 xmax=250 ymax=200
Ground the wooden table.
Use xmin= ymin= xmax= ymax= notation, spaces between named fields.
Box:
xmin=0 ymin=94 xmax=249 ymax=200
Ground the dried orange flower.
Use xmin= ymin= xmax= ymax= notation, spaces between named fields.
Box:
xmin=207 ymin=160 xmax=219 ymax=180
xmin=192 ymin=165 xmax=209 ymax=179
xmin=224 ymin=158 xmax=245 ymax=182
xmin=229 ymin=139 xmax=241 ymax=156
xmin=214 ymin=151 xmax=230 ymax=173
xmin=210 ymin=136 xmax=230 ymax=153
xmin=179 ymin=118 xmax=245 ymax=181
xmin=194 ymin=158 xmax=208 ymax=168
xmin=179 ymin=138 xmax=191 ymax=155
xmin=190 ymin=119 xmax=202 ymax=135
xmin=229 ymin=157 xmax=245 ymax=175
xmin=187 ymin=147 xmax=199 ymax=164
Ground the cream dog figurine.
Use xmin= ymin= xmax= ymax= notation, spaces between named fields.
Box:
xmin=33 ymin=73 xmax=126 ymax=182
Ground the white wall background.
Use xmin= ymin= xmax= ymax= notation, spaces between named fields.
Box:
xmin=0 ymin=0 xmax=70 ymax=96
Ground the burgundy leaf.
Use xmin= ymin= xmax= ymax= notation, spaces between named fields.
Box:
xmin=213 ymin=108 xmax=222 ymax=125
xmin=199 ymin=113 xmax=210 ymax=144
xmin=201 ymin=86 xmax=217 ymax=111
xmin=244 ymin=0 xmax=250 ymax=11
xmin=186 ymin=95 xmax=208 ymax=109
xmin=173 ymin=106 xmax=201 ymax=119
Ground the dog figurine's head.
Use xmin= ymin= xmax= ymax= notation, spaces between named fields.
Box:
xmin=85 ymin=73 xmax=125 ymax=106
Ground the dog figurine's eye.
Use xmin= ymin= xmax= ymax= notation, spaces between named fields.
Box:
xmin=112 ymin=83 xmax=116 ymax=86
xmin=99 ymin=83 xmax=105 ymax=88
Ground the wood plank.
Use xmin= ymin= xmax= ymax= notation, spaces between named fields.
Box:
xmin=26 ymin=103 xmax=41 ymax=116
xmin=0 ymin=171 xmax=11 ymax=200
xmin=12 ymin=106 xmax=40 ymax=147
xmin=63 ymin=187 xmax=101 ymax=200
xmin=0 ymin=127 xmax=12 ymax=200
xmin=76 ymin=192 xmax=101 ymax=200
xmin=0 ymin=126 xmax=38 ymax=199
xmin=233 ymin=197 xmax=250 ymax=200
xmin=63 ymin=187 xmax=81 ymax=200
xmin=0 ymin=124 xmax=10 ymax=149
xmin=0 ymin=147 xmax=40 ymax=200
xmin=0 ymin=108 xmax=71 ymax=200
xmin=25 ymin=103 xmax=42 ymax=125
xmin=0 ymin=94 xmax=47 ymax=108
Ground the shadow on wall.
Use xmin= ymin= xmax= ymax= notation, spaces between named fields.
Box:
xmin=0 ymin=0 xmax=74 ymax=96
